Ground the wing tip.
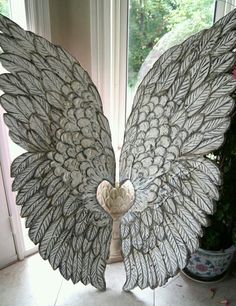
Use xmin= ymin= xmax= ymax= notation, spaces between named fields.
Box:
xmin=122 ymin=281 xmax=136 ymax=292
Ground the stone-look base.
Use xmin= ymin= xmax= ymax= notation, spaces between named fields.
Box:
xmin=107 ymin=254 xmax=123 ymax=264
xmin=107 ymin=217 xmax=123 ymax=263
xmin=97 ymin=181 xmax=134 ymax=264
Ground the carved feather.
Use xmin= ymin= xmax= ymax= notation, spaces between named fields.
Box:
xmin=0 ymin=13 xmax=115 ymax=290
xmin=120 ymin=9 xmax=236 ymax=290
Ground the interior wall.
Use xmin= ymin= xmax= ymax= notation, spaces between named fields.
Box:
xmin=49 ymin=0 xmax=91 ymax=74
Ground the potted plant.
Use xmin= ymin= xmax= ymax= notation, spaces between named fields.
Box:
xmin=183 ymin=76 xmax=236 ymax=282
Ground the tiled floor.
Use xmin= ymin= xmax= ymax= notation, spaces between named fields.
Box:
xmin=0 ymin=254 xmax=235 ymax=306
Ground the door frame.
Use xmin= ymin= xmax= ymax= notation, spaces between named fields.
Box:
xmin=0 ymin=108 xmax=25 ymax=261
xmin=0 ymin=0 xmax=51 ymax=264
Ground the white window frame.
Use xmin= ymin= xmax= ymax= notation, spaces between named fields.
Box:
xmin=24 ymin=0 xmax=51 ymax=40
xmin=0 ymin=109 xmax=25 ymax=260
xmin=214 ymin=0 xmax=236 ymax=21
xmin=90 ymin=0 xmax=128 ymax=180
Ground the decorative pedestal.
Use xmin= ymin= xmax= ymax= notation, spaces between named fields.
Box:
xmin=107 ymin=215 xmax=123 ymax=263
xmin=97 ymin=181 xmax=134 ymax=263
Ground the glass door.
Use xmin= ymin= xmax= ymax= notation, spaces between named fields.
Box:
xmin=0 ymin=166 xmax=17 ymax=268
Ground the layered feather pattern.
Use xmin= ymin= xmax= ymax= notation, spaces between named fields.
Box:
xmin=120 ymin=9 xmax=236 ymax=290
xmin=0 ymin=14 xmax=115 ymax=290
xmin=1 ymin=9 xmax=236 ymax=292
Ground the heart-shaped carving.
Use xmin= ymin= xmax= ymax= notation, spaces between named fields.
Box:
xmin=97 ymin=180 xmax=134 ymax=218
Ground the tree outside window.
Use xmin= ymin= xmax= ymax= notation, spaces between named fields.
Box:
xmin=128 ymin=0 xmax=216 ymax=89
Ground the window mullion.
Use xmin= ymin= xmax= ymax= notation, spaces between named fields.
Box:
xmin=90 ymin=0 xmax=111 ymax=120
xmin=111 ymin=0 xmax=128 ymax=181
xmin=24 ymin=0 xmax=51 ymax=40
xmin=214 ymin=0 xmax=236 ymax=21
xmin=111 ymin=0 xmax=129 ymax=150
xmin=90 ymin=0 xmax=129 ymax=182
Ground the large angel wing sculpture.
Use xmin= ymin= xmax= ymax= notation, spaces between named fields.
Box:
xmin=0 ymin=9 xmax=236 ymax=291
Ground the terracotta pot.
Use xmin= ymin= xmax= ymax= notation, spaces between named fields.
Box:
xmin=182 ymin=246 xmax=236 ymax=282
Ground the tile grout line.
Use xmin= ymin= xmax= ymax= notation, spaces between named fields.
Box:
xmin=54 ymin=279 xmax=63 ymax=306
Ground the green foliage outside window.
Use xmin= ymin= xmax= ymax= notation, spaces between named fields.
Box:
xmin=128 ymin=0 xmax=215 ymax=86
xmin=167 ymin=0 xmax=215 ymax=31
xmin=128 ymin=0 xmax=176 ymax=86
xmin=0 ymin=0 xmax=10 ymax=17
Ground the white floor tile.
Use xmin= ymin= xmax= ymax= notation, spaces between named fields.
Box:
xmin=0 ymin=254 xmax=235 ymax=306
xmin=0 ymin=254 xmax=62 ymax=306
xmin=154 ymin=268 xmax=236 ymax=306
xmin=55 ymin=262 xmax=154 ymax=306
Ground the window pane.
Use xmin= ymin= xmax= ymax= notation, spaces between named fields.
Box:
xmin=0 ymin=0 xmax=10 ymax=16
xmin=127 ymin=0 xmax=216 ymax=118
